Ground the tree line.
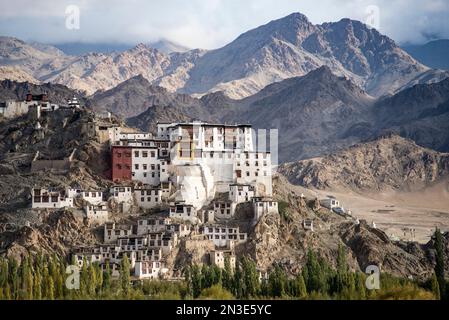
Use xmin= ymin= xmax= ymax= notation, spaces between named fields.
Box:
xmin=0 ymin=233 xmax=445 ymax=300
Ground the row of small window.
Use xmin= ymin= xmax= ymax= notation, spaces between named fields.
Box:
xmin=134 ymin=164 xmax=160 ymax=170
xmin=33 ymin=196 xmax=60 ymax=203
xmin=138 ymin=219 xmax=166 ymax=225
xmin=134 ymin=150 xmax=157 ymax=158
xmin=236 ymin=161 xmax=268 ymax=167
xmin=207 ymin=234 xmax=245 ymax=240
xmin=206 ymin=227 xmax=238 ymax=233
xmin=116 ymin=164 xmax=130 ymax=170
xmin=137 ymin=190 xmax=161 ymax=196
xmin=83 ymin=192 xmax=101 ymax=197
xmin=132 ymin=172 xmax=160 ymax=178
xmin=115 ymin=152 xmax=131 ymax=158
xmin=257 ymin=202 xmax=277 ymax=207
xmin=238 ymin=171 xmax=268 ymax=177
xmin=139 ymin=197 xmax=159 ymax=203
xmin=216 ymin=209 xmax=231 ymax=215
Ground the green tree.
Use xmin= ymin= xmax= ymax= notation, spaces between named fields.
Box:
xmin=103 ymin=263 xmax=112 ymax=291
xmin=431 ymin=272 xmax=441 ymax=300
xmin=241 ymin=257 xmax=259 ymax=298
xmin=434 ymin=228 xmax=446 ymax=300
xmin=304 ymin=250 xmax=326 ymax=293
xmin=295 ymin=274 xmax=307 ymax=299
xmin=191 ymin=265 xmax=202 ymax=298
xmin=120 ymin=254 xmax=131 ymax=297
xmin=222 ymin=257 xmax=233 ymax=291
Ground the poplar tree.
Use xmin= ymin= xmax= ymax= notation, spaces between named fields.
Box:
xmin=103 ymin=263 xmax=112 ymax=291
xmin=191 ymin=265 xmax=202 ymax=298
xmin=222 ymin=257 xmax=233 ymax=291
xmin=431 ymin=272 xmax=441 ymax=300
xmin=434 ymin=228 xmax=446 ymax=300
xmin=33 ymin=270 xmax=42 ymax=300
xmin=120 ymin=254 xmax=131 ymax=297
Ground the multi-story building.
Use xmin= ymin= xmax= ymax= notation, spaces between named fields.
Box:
xmin=84 ymin=203 xmax=109 ymax=224
xmin=252 ymin=197 xmax=279 ymax=222
xmin=31 ymin=188 xmax=74 ymax=209
xmin=200 ymin=224 xmax=247 ymax=248
xmin=137 ymin=217 xmax=171 ymax=235
xmin=229 ymin=184 xmax=255 ymax=203
xmin=109 ymin=185 xmax=133 ymax=204
xmin=134 ymin=186 xmax=162 ymax=209
xmin=210 ymin=250 xmax=236 ymax=269
xmin=169 ymin=202 xmax=198 ymax=223
xmin=104 ymin=223 xmax=134 ymax=243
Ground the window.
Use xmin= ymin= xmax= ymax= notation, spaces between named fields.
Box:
xmin=246 ymin=172 xmax=250 ymax=177
xmin=143 ymin=164 xmax=147 ymax=170
xmin=135 ymin=164 xmax=139 ymax=170
xmin=134 ymin=151 xmax=139 ymax=157
xmin=151 ymin=151 xmax=155 ymax=158
xmin=143 ymin=151 xmax=148 ymax=157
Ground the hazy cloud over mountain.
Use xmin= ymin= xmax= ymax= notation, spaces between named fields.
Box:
xmin=0 ymin=0 xmax=448 ymax=48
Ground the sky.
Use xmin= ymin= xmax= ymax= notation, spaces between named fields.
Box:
xmin=0 ymin=0 xmax=448 ymax=49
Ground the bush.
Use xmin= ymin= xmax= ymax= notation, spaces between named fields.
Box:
xmin=198 ymin=285 xmax=235 ymax=300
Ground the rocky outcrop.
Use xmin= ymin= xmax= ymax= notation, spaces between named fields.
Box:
xmin=278 ymin=134 xmax=449 ymax=192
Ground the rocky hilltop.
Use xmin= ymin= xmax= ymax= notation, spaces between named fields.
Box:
xmin=89 ymin=75 xmax=203 ymax=119
xmin=278 ymin=134 xmax=449 ymax=192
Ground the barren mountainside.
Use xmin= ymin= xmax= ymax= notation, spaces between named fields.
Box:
xmin=278 ymin=134 xmax=449 ymax=192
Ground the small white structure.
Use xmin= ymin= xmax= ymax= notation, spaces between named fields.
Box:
xmin=213 ymin=201 xmax=236 ymax=219
xmin=229 ymin=184 xmax=255 ymax=203
xmin=110 ymin=185 xmax=133 ymax=203
xmin=303 ymin=219 xmax=314 ymax=232
xmin=104 ymin=223 xmax=133 ymax=243
xmin=31 ymin=188 xmax=74 ymax=209
xmin=320 ymin=197 xmax=340 ymax=210
xmin=251 ymin=197 xmax=278 ymax=222
xmin=137 ymin=217 xmax=171 ymax=235
xmin=210 ymin=250 xmax=236 ymax=269
xmin=201 ymin=225 xmax=247 ymax=247
xmin=84 ymin=203 xmax=109 ymax=224
xmin=134 ymin=187 xmax=162 ymax=209
xmin=134 ymin=260 xmax=168 ymax=279
xmin=166 ymin=223 xmax=192 ymax=238
xmin=169 ymin=203 xmax=198 ymax=223
xmin=201 ymin=210 xmax=215 ymax=224
xmin=81 ymin=190 xmax=104 ymax=205
xmin=147 ymin=232 xmax=178 ymax=255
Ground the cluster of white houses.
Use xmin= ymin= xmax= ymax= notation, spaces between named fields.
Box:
xmin=0 ymin=93 xmax=81 ymax=119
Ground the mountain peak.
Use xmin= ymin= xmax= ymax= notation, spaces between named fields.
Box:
xmin=284 ymin=12 xmax=310 ymax=24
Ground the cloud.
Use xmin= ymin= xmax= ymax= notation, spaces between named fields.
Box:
xmin=0 ymin=0 xmax=448 ymax=48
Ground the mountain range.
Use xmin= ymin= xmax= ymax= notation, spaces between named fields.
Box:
xmin=0 ymin=13 xmax=448 ymax=98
